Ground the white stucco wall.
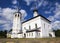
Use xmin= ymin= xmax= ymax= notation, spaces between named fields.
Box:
xmin=11 ymin=34 xmax=23 ymax=38
xmin=25 ymin=32 xmax=41 ymax=38
xmin=22 ymin=16 xmax=41 ymax=32
xmin=12 ymin=13 xmax=22 ymax=34
xmin=25 ymin=32 xmax=35 ymax=38
xmin=41 ymin=16 xmax=51 ymax=38
xmin=22 ymin=16 xmax=42 ymax=38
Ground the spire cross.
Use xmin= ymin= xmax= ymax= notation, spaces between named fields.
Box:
xmin=34 ymin=0 xmax=38 ymax=10
xmin=16 ymin=1 xmax=20 ymax=13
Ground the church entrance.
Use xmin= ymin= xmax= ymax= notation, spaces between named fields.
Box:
xmin=49 ymin=34 xmax=52 ymax=37
xmin=24 ymin=33 xmax=26 ymax=38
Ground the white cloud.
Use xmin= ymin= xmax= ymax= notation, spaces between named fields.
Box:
xmin=48 ymin=16 xmax=55 ymax=21
xmin=45 ymin=11 xmax=51 ymax=14
xmin=42 ymin=1 xmax=48 ymax=7
xmin=0 ymin=8 xmax=16 ymax=30
xmin=38 ymin=0 xmax=44 ymax=7
xmin=24 ymin=0 xmax=31 ymax=5
xmin=24 ymin=0 xmax=44 ymax=7
xmin=45 ymin=7 xmax=54 ymax=14
xmin=2 ymin=23 xmax=12 ymax=30
xmin=20 ymin=9 xmax=27 ymax=22
xmin=54 ymin=11 xmax=60 ymax=19
xmin=48 ymin=2 xmax=60 ymax=30
xmin=20 ymin=9 xmax=27 ymax=17
xmin=12 ymin=0 xmax=17 ymax=4
xmin=2 ymin=8 xmax=16 ymax=21
xmin=51 ymin=21 xmax=60 ymax=30
xmin=0 ymin=20 xmax=7 ymax=24
xmin=0 ymin=7 xmax=27 ymax=30
xmin=24 ymin=0 xmax=36 ymax=5
xmin=54 ymin=2 xmax=60 ymax=19
xmin=30 ymin=0 xmax=49 ymax=10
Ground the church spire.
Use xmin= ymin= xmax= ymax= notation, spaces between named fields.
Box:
xmin=33 ymin=1 xmax=38 ymax=17
xmin=16 ymin=1 xmax=20 ymax=13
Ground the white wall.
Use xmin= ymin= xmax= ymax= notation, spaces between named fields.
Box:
xmin=11 ymin=34 xmax=23 ymax=38
xmin=22 ymin=16 xmax=41 ymax=32
xmin=12 ymin=13 xmax=21 ymax=34
xmin=41 ymin=16 xmax=51 ymax=38
xmin=22 ymin=16 xmax=42 ymax=38
xmin=26 ymin=32 xmax=35 ymax=38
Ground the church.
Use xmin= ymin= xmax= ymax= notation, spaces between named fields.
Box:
xmin=7 ymin=9 xmax=55 ymax=38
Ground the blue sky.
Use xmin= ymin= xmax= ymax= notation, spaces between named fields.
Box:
xmin=0 ymin=0 xmax=60 ymax=30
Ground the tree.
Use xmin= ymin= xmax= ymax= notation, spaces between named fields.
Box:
xmin=54 ymin=29 xmax=60 ymax=37
xmin=0 ymin=30 xmax=7 ymax=38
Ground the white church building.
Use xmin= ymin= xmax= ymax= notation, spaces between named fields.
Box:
xmin=7 ymin=9 xmax=55 ymax=38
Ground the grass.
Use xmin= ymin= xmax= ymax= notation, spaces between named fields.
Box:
xmin=0 ymin=37 xmax=60 ymax=43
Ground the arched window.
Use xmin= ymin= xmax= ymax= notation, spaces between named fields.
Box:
xmin=18 ymin=14 xmax=19 ymax=17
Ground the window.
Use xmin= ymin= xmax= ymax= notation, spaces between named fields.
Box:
xmin=32 ymin=32 xmax=33 ymax=36
xmin=29 ymin=33 xmax=30 ymax=36
xmin=27 ymin=33 xmax=28 ymax=37
xmin=29 ymin=26 xmax=31 ymax=30
xmin=35 ymin=24 xmax=37 ymax=29
xmin=39 ymin=33 xmax=40 ymax=36
xmin=18 ymin=14 xmax=19 ymax=17
xmin=24 ymin=33 xmax=26 ymax=38
xmin=24 ymin=27 xmax=26 ymax=30
xmin=44 ymin=23 xmax=45 ymax=29
xmin=48 ymin=25 xmax=49 ymax=28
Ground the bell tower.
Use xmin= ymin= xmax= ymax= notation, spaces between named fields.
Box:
xmin=12 ymin=12 xmax=22 ymax=34
xmin=11 ymin=2 xmax=22 ymax=38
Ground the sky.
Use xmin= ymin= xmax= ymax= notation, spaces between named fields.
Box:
xmin=0 ymin=0 xmax=60 ymax=30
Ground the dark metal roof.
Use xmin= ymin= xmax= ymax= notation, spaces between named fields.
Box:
xmin=13 ymin=12 xmax=22 ymax=15
xmin=17 ymin=32 xmax=23 ymax=34
xmin=26 ymin=29 xmax=40 ymax=33
xmin=22 ymin=15 xmax=51 ymax=24
xmin=33 ymin=9 xmax=38 ymax=12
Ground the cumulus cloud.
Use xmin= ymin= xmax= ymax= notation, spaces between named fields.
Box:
xmin=0 ymin=20 xmax=7 ymax=24
xmin=53 ymin=3 xmax=60 ymax=19
xmin=51 ymin=21 xmax=60 ymax=30
xmin=0 ymin=7 xmax=27 ymax=30
xmin=0 ymin=8 xmax=16 ymax=30
xmin=48 ymin=2 xmax=60 ymax=30
xmin=24 ymin=0 xmax=44 ymax=7
xmin=45 ymin=11 xmax=51 ymax=14
xmin=20 ymin=9 xmax=27 ymax=18
xmin=30 ymin=0 xmax=49 ymax=10
xmin=12 ymin=0 xmax=17 ymax=4
xmin=45 ymin=7 xmax=54 ymax=14
xmin=20 ymin=9 xmax=27 ymax=22
xmin=24 ymin=0 xmax=36 ymax=5
xmin=2 ymin=8 xmax=16 ymax=21
xmin=48 ymin=16 xmax=55 ymax=21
